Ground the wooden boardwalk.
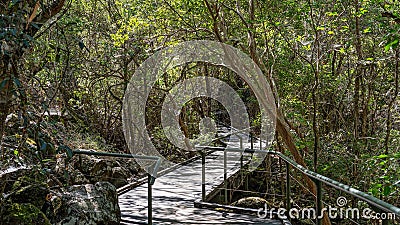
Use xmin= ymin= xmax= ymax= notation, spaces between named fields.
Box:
xmin=118 ymin=126 xmax=284 ymax=224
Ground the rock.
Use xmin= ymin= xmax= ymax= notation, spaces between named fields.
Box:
xmin=231 ymin=197 xmax=269 ymax=209
xmin=0 ymin=167 xmax=54 ymax=224
xmin=90 ymin=159 xmax=114 ymax=178
xmin=8 ymin=168 xmax=49 ymax=207
xmin=69 ymin=170 xmax=90 ymax=185
xmin=0 ymin=166 xmax=32 ymax=194
xmin=90 ymin=160 xmax=130 ymax=188
xmin=110 ymin=167 xmax=129 ymax=188
xmin=55 ymin=152 xmax=96 ymax=176
xmin=9 ymin=184 xmax=49 ymax=209
xmin=116 ymin=158 xmax=140 ymax=176
xmin=72 ymin=154 xmax=98 ymax=175
xmin=54 ymin=182 xmax=120 ymax=225
xmin=56 ymin=152 xmax=133 ymax=188
xmin=50 ymin=194 xmax=63 ymax=215
xmin=5 ymin=113 xmax=21 ymax=134
xmin=0 ymin=167 xmax=49 ymax=210
xmin=1 ymin=203 xmax=51 ymax=225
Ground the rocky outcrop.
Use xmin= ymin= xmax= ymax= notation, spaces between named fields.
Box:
xmin=0 ymin=167 xmax=120 ymax=225
xmin=89 ymin=159 xmax=130 ymax=188
xmin=0 ymin=167 xmax=52 ymax=224
xmin=54 ymin=182 xmax=121 ymax=225
xmin=56 ymin=152 xmax=138 ymax=188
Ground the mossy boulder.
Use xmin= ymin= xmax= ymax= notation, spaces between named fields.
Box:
xmin=11 ymin=169 xmax=47 ymax=192
xmin=9 ymin=184 xmax=49 ymax=209
xmin=1 ymin=203 xmax=51 ymax=225
xmin=0 ymin=167 xmax=31 ymax=194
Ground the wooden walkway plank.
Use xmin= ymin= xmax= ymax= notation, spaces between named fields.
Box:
xmin=119 ymin=150 xmax=283 ymax=224
xmin=119 ymin=125 xmax=284 ymax=224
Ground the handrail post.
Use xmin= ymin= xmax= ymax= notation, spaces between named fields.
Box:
xmin=239 ymin=136 xmax=244 ymax=190
xmin=78 ymin=155 xmax=82 ymax=169
xmin=316 ymin=179 xmax=322 ymax=225
xmin=286 ymin=162 xmax=291 ymax=213
xmin=224 ymin=150 xmax=228 ymax=204
xmin=250 ymin=132 xmax=254 ymax=150
xmin=148 ymin=174 xmax=153 ymax=225
xmin=202 ymin=150 xmax=206 ymax=201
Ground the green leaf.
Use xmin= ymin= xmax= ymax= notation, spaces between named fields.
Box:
xmin=363 ymin=28 xmax=371 ymax=33
xmin=9 ymin=0 xmax=19 ymax=8
xmin=40 ymin=142 xmax=47 ymax=151
xmin=65 ymin=146 xmax=73 ymax=159
xmin=13 ymin=77 xmax=21 ymax=87
xmin=383 ymin=186 xmax=391 ymax=196
xmin=371 ymin=187 xmax=378 ymax=196
xmin=376 ymin=154 xmax=389 ymax=159
xmin=385 ymin=39 xmax=399 ymax=52
xmin=0 ymin=78 xmax=9 ymax=91
xmin=379 ymin=175 xmax=389 ymax=180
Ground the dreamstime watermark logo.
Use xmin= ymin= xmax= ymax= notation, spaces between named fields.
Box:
xmin=122 ymin=40 xmax=276 ymax=176
xmin=257 ymin=196 xmax=396 ymax=221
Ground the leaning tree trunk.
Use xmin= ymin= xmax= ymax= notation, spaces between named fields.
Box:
xmin=0 ymin=53 xmax=14 ymax=157
xmin=0 ymin=0 xmax=66 ymax=151
xmin=202 ymin=1 xmax=332 ymax=224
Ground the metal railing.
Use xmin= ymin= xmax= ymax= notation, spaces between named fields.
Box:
xmin=71 ymin=150 xmax=162 ymax=225
xmin=70 ymin=123 xmax=400 ymax=225
xmin=195 ymin=145 xmax=400 ymax=225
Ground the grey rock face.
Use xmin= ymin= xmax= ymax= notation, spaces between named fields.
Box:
xmin=55 ymin=182 xmax=121 ymax=225
xmin=90 ymin=159 xmax=130 ymax=188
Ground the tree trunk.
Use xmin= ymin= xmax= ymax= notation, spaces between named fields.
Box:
xmin=0 ymin=54 xmax=13 ymax=157
xmin=0 ymin=101 xmax=10 ymax=158
xmin=353 ymin=0 xmax=363 ymax=182
xmin=384 ymin=49 xmax=399 ymax=153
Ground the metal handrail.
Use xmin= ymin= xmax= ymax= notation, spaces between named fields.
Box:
xmin=197 ymin=124 xmax=252 ymax=148
xmin=196 ymin=146 xmax=400 ymax=224
xmin=215 ymin=121 xmax=268 ymax=147
xmin=70 ymin=131 xmax=400 ymax=224
xmin=71 ymin=150 xmax=162 ymax=225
